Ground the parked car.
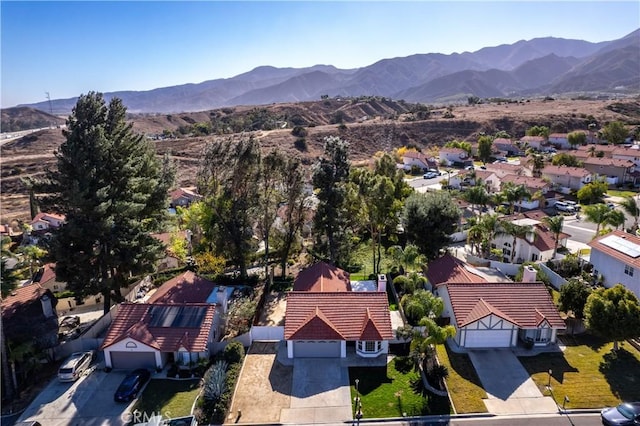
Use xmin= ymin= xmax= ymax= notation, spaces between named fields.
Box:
xmin=423 ymin=172 xmax=438 ymax=179
xmin=607 ymin=202 xmax=615 ymax=209
xmin=60 ymin=315 xmax=80 ymax=328
xmin=465 ymin=165 xmax=474 ymax=170
xmin=563 ymin=200 xmax=581 ymax=211
xmin=58 ymin=350 xmax=94 ymax=382
xmin=555 ymin=201 xmax=576 ymax=213
xmin=114 ymin=369 xmax=151 ymax=402
xmin=601 ymin=402 xmax=640 ymax=426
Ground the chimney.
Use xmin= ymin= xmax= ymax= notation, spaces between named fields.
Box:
xmin=522 ymin=265 xmax=537 ymax=283
xmin=377 ymin=274 xmax=387 ymax=292
xmin=40 ymin=293 xmax=55 ymax=318
xmin=216 ymin=286 xmax=228 ymax=313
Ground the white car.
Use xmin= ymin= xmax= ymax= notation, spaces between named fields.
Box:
xmin=555 ymin=201 xmax=576 ymax=213
xmin=58 ymin=350 xmax=94 ymax=382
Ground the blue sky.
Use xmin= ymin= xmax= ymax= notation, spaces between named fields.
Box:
xmin=1 ymin=1 xmax=638 ymax=108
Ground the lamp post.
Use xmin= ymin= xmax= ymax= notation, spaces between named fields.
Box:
xmin=547 ymin=369 xmax=553 ymax=389
xmin=563 ymin=395 xmax=570 ymax=411
xmin=354 ymin=379 xmax=363 ymax=422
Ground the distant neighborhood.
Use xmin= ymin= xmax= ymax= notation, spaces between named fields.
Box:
xmin=2 ymin=93 xmax=640 ymax=426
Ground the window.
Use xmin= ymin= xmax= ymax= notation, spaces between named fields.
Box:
xmin=357 ymin=341 xmax=382 ymax=353
xmin=531 ymin=254 xmax=538 ymax=261
xmin=502 ymin=248 xmax=511 ymax=256
xmin=625 ymin=265 xmax=634 ymax=277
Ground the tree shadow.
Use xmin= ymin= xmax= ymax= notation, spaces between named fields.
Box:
xmin=518 ymin=352 xmax=579 ymax=384
xmin=599 ymin=348 xmax=640 ymax=401
xmin=559 ymin=333 xmax=607 ymax=352
xmin=444 ymin=344 xmax=483 ymax=389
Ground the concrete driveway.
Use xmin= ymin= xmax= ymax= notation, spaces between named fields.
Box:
xmin=468 ymin=349 xmax=558 ymax=415
xmin=17 ymin=368 xmax=133 ymax=426
xmin=280 ymin=359 xmax=352 ymax=424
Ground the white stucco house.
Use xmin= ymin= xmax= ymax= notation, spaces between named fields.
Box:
xmin=542 ymin=165 xmax=593 ymax=192
xmin=30 ymin=212 xmax=65 ymax=231
xmin=588 ymin=230 xmax=640 ymax=299
xmin=284 ymin=262 xmax=393 ymax=359
xmin=435 ymin=267 xmax=565 ymax=349
xmin=439 ymin=147 xmax=472 ymax=167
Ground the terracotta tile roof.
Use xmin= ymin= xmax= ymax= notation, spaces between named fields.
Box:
xmin=403 ymin=151 xmax=427 ymax=160
xmin=1 ymin=283 xmax=48 ymax=319
xmin=293 ymin=262 xmax=351 ymax=292
xmin=500 ymin=174 xmax=550 ymax=190
xmin=519 ymin=136 xmax=545 ymax=144
xmin=542 ymin=165 xmax=591 ymax=178
xmin=36 ymin=263 xmax=57 ymax=284
xmin=170 ymin=187 xmax=202 ymax=202
xmin=445 ymin=282 xmax=565 ymax=328
xmin=494 ymin=138 xmax=515 ymax=146
xmin=583 ymin=157 xmax=634 ymax=168
xmin=31 ymin=212 xmax=65 ymax=225
xmin=577 ymin=144 xmax=617 ymax=155
xmin=474 ymin=170 xmax=497 ymax=181
xmin=529 ymin=224 xmax=571 ymax=252
xmin=440 ymin=147 xmax=468 ymax=156
xmin=151 ymin=231 xmax=187 ymax=246
xmin=101 ymin=303 xmax=215 ymax=352
xmin=612 ymin=146 xmax=640 ymax=158
xmin=427 ymin=253 xmax=487 ymax=287
xmin=484 ymin=163 xmax=524 ymax=174
xmin=284 ymin=292 xmax=393 ymax=340
xmin=147 ymin=271 xmax=216 ymax=304
xmin=588 ymin=230 xmax=640 ymax=269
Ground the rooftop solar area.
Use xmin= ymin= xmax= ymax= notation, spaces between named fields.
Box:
xmin=148 ymin=305 xmax=207 ymax=328
xmin=600 ymin=235 xmax=640 ymax=258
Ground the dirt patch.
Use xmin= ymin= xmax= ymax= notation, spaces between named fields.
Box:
xmin=229 ymin=342 xmax=292 ymax=424
xmin=256 ymin=292 xmax=287 ymax=326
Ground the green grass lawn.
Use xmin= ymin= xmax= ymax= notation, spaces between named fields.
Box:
xmin=518 ymin=334 xmax=640 ymax=409
xmin=349 ymin=357 xmax=449 ymax=418
xmin=435 ymin=344 xmax=488 ymax=414
xmin=132 ymin=379 xmax=200 ymax=420
xmin=607 ymin=189 xmax=639 ymax=198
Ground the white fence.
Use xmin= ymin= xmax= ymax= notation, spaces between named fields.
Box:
xmin=538 ymin=262 xmax=568 ymax=290
xmin=251 ymin=326 xmax=284 ymax=341
xmin=488 ymin=260 xmax=520 ymax=277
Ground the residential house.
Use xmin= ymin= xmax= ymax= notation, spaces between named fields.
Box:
xmin=499 ymin=174 xmax=551 ymax=210
xmin=0 ymin=224 xmax=17 ymax=238
xmin=582 ymin=157 xmax=635 ymax=185
xmin=170 ymin=187 xmax=202 ymax=208
xmin=439 ymin=147 xmax=472 ymax=167
xmin=612 ymin=146 xmax=640 ymax=167
xmin=401 ymin=151 xmax=438 ymax=172
xmin=587 ymin=230 xmax=640 ymax=299
xmin=435 ymin=271 xmax=566 ymax=349
xmin=519 ymin=135 xmax=547 ymax=151
xmin=548 ymin=133 xmax=581 ymax=150
xmin=151 ymin=231 xmax=190 ymax=271
xmin=284 ymin=262 xmax=393 ymax=359
xmin=101 ymin=271 xmax=230 ymax=370
xmin=1 ymin=283 xmax=58 ymax=349
xmin=30 ymin=212 xmax=65 ymax=232
xmin=33 ymin=263 xmax=67 ymax=293
xmin=484 ymin=162 xmax=532 ymax=179
xmin=426 ymin=253 xmax=487 ymax=289
xmin=542 ymin=165 xmax=593 ymax=191
xmin=493 ymin=138 xmax=523 ymax=156
xmin=576 ymin=144 xmax=617 ymax=158
xmin=448 ymin=170 xmax=499 ymax=192
xmin=491 ymin=211 xmax=571 ymax=263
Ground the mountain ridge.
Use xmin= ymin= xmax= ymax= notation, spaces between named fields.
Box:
xmin=16 ymin=30 xmax=640 ymax=114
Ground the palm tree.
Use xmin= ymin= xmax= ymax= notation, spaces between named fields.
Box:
xmin=620 ymin=196 xmax=640 ymax=231
xmin=502 ymin=182 xmax=519 ymax=215
xmin=543 ymin=215 xmax=564 ymax=258
xmin=528 ymin=154 xmax=545 ymax=178
xmin=497 ymin=220 xmax=534 ymax=263
xmin=513 ymin=184 xmax=531 ymax=213
xmin=584 ymin=203 xmax=611 ymax=236
xmin=387 ymin=244 xmax=424 ymax=274
xmin=587 ymin=145 xmax=597 ymax=157
xmin=605 ymin=209 xmax=626 ymax=231
xmin=463 ymin=185 xmax=490 ymax=217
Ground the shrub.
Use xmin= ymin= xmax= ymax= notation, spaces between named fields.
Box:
xmin=294 ymin=138 xmax=308 ymax=151
xmin=291 ymin=126 xmax=307 ymax=137
xmin=203 ymin=360 xmax=228 ymax=402
xmin=223 ymin=341 xmax=245 ymax=364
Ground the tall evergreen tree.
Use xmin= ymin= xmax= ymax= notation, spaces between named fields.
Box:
xmin=312 ymin=136 xmax=351 ymax=266
xmin=29 ymin=92 xmax=174 ymax=313
xmin=278 ymin=156 xmax=307 ymax=278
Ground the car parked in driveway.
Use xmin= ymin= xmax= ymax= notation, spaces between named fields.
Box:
xmin=58 ymin=350 xmax=95 ymax=382
xmin=601 ymin=401 xmax=640 ymax=425
xmin=114 ymin=369 xmax=151 ymax=402
xmin=423 ymin=171 xmax=438 ymax=179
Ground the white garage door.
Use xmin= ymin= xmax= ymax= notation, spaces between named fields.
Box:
xmin=464 ymin=329 xmax=512 ymax=348
xmin=109 ymin=351 xmax=157 ymax=370
xmin=294 ymin=341 xmax=341 ymax=358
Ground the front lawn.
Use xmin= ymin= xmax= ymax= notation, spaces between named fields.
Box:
xmin=435 ymin=344 xmax=487 ymax=414
xmin=518 ymin=334 xmax=640 ymax=409
xmin=349 ymin=357 xmax=449 ymax=418
xmin=607 ymin=189 xmax=638 ymax=198
xmin=131 ymin=379 xmax=200 ymax=421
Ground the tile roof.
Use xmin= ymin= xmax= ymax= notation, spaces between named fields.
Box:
xmin=588 ymin=230 xmax=640 ymax=269
xmin=440 ymin=147 xmax=468 ymax=156
xmin=577 ymin=144 xmax=617 ymax=155
xmin=583 ymin=157 xmax=634 ymax=168
xmin=293 ymin=262 xmax=351 ymax=292
xmin=170 ymin=187 xmax=202 ymax=201
xmin=519 ymin=136 xmax=545 ymax=143
xmin=444 ymin=282 xmax=565 ymax=328
xmin=151 ymin=230 xmax=187 ymax=247
xmin=101 ymin=303 xmax=215 ymax=352
xmin=1 ymin=283 xmax=48 ymax=319
xmin=147 ymin=271 xmax=217 ymax=304
xmin=36 ymin=263 xmax=57 ymax=284
xmin=612 ymin=146 xmax=640 ymax=158
xmin=284 ymin=292 xmax=393 ymax=340
xmin=542 ymin=165 xmax=591 ymax=178
xmin=529 ymin=224 xmax=571 ymax=252
xmin=500 ymin=174 xmax=550 ymax=190
xmin=427 ymin=253 xmax=487 ymax=287
xmin=403 ymin=151 xmax=428 ymax=160
xmin=31 ymin=212 xmax=65 ymax=224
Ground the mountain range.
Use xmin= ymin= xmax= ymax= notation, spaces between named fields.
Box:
xmin=20 ymin=29 xmax=640 ymax=114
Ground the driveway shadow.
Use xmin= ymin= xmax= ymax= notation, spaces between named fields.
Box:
xmin=291 ymin=359 xmax=348 ymax=399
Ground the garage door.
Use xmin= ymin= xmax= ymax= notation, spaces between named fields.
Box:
xmin=294 ymin=341 xmax=341 ymax=358
xmin=464 ymin=330 xmax=512 ymax=348
xmin=109 ymin=351 xmax=157 ymax=370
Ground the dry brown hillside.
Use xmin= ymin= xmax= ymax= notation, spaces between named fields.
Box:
xmin=2 ymin=97 xmax=638 ymax=224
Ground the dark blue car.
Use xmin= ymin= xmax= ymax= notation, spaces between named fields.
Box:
xmin=114 ymin=369 xmax=151 ymax=402
xmin=601 ymin=402 xmax=640 ymax=426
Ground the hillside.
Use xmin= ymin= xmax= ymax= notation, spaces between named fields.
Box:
xmin=15 ymin=30 xmax=640 ymax=114
xmin=1 ymin=107 xmax=65 ymax=132
xmin=2 ymin=97 xmax=638 ymax=225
